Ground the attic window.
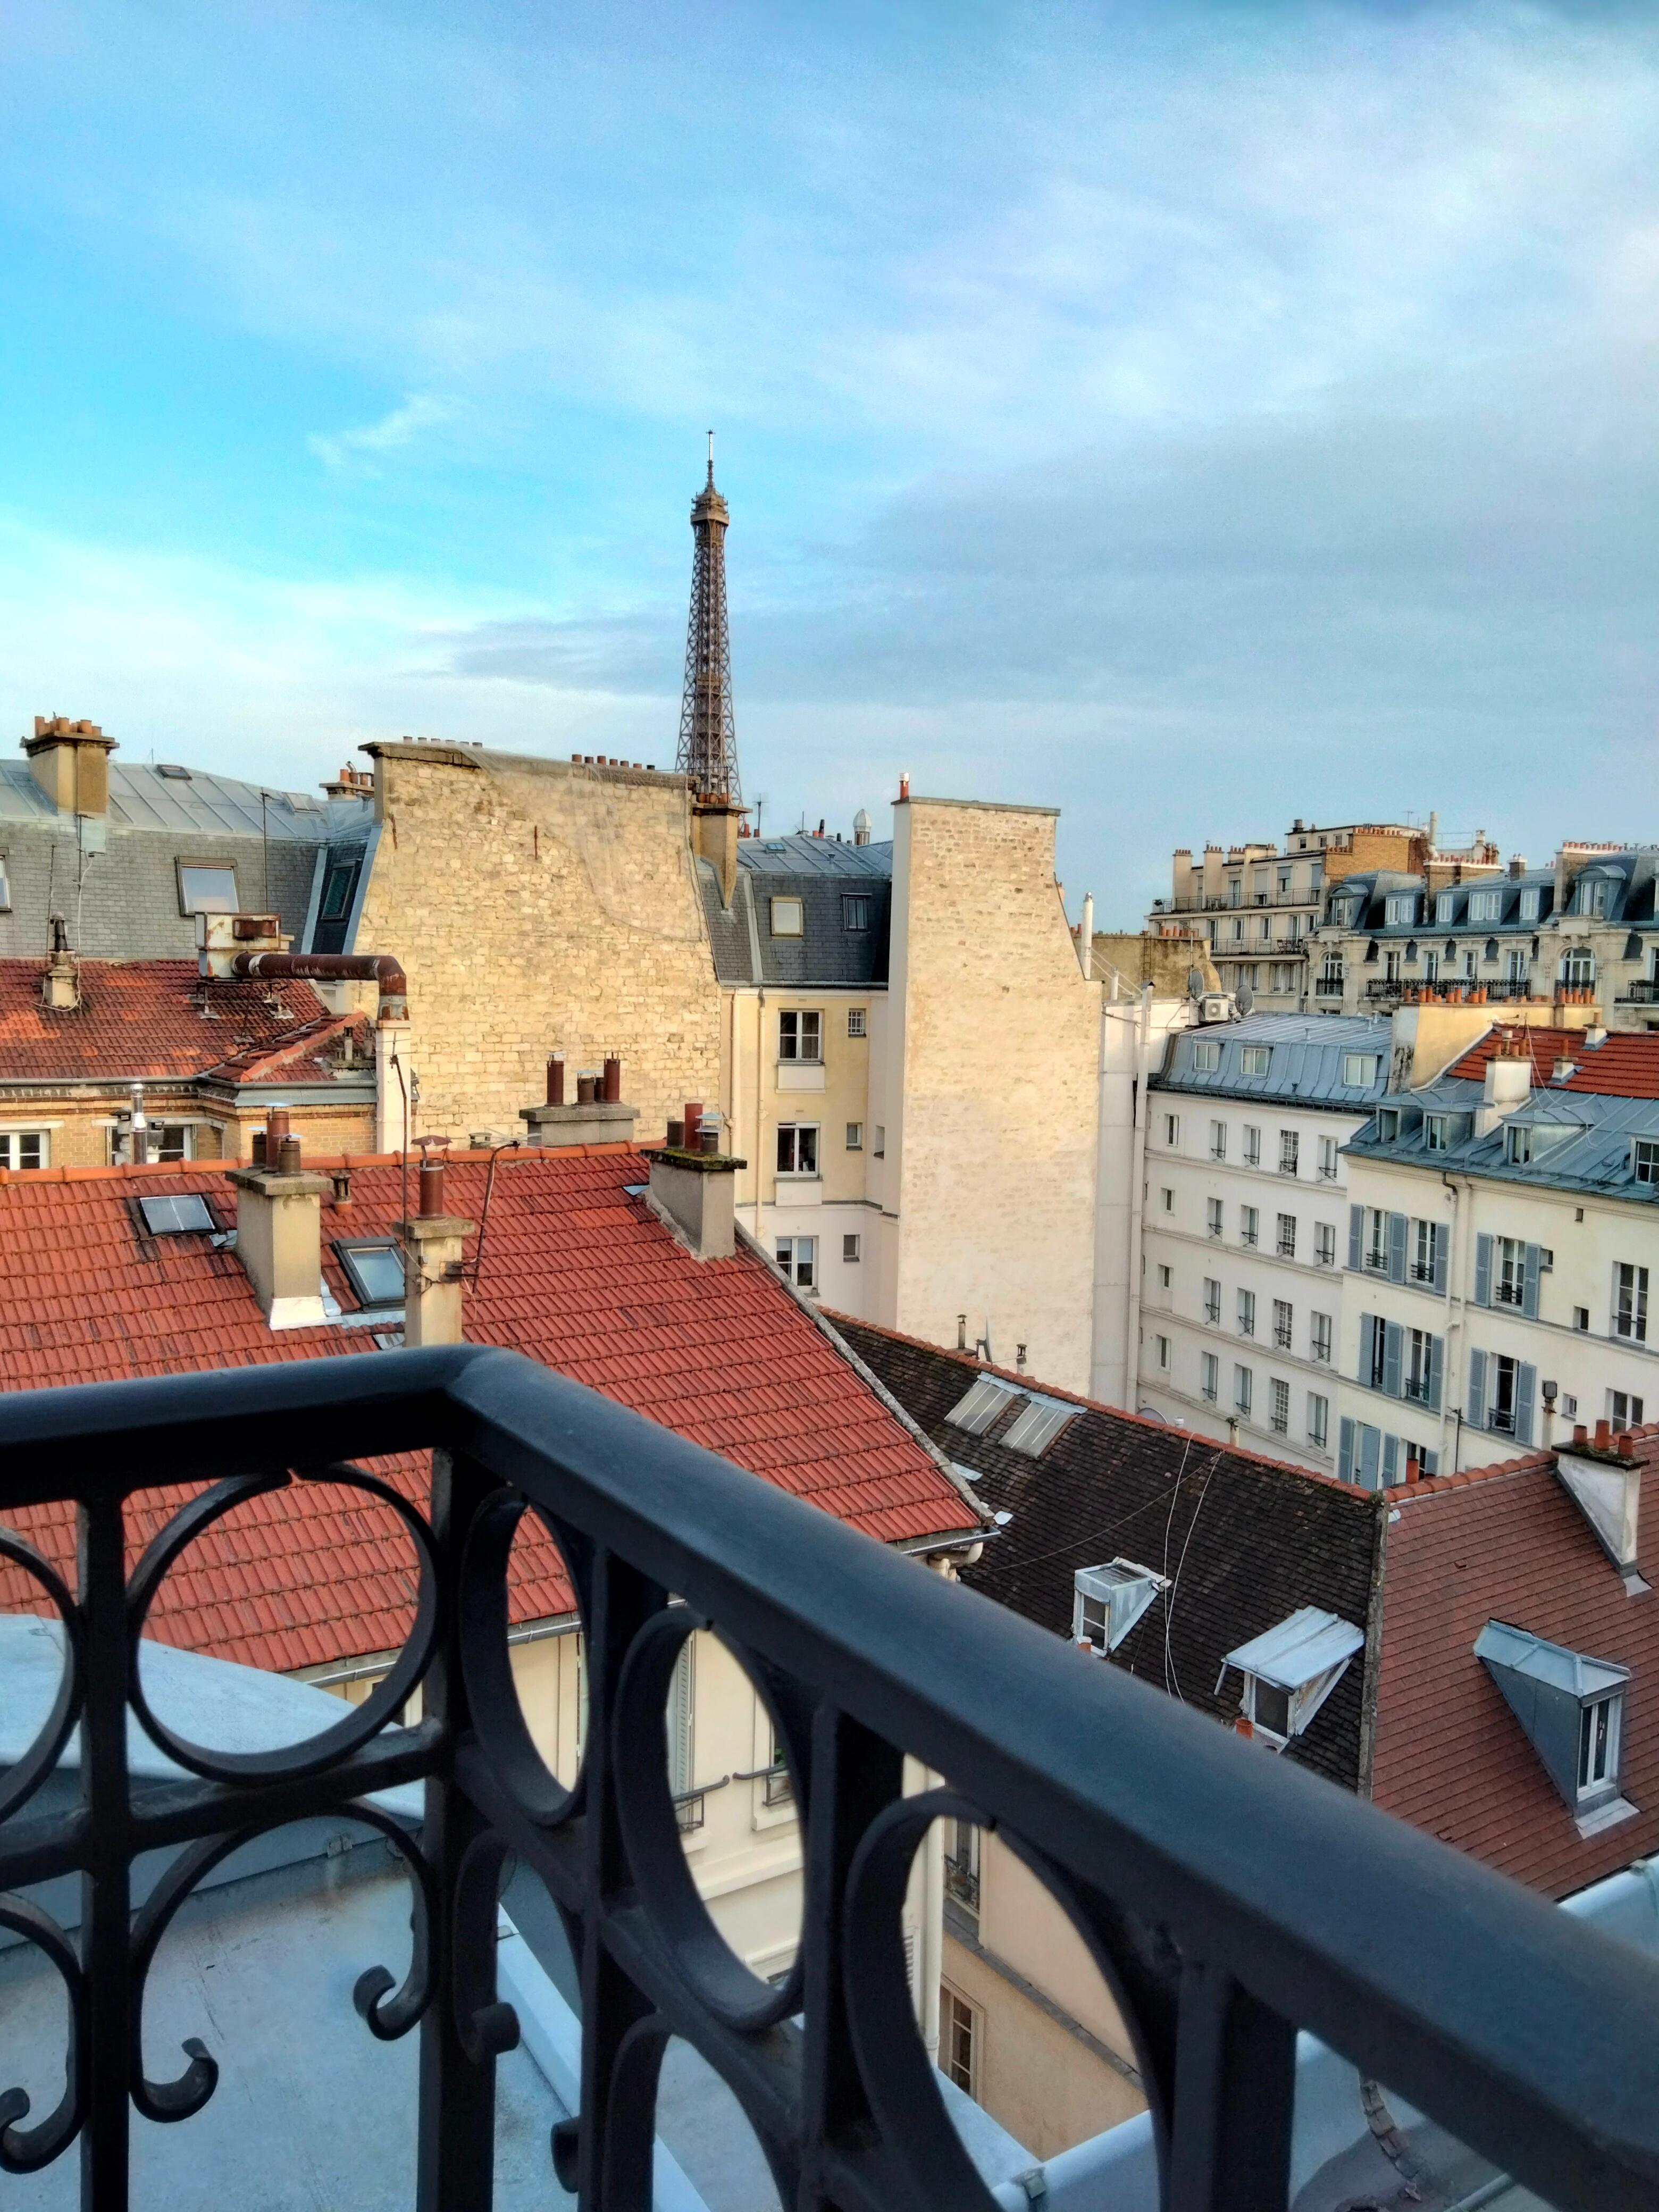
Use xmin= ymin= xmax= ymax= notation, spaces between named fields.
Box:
xmin=1073 ymin=1560 xmax=1169 ymax=1654
xmin=156 ymin=764 xmax=193 ymax=781
xmin=1193 ymin=1042 xmax=1220 ymax=1073
xmin=1239 ymin=1046 xmax=1271 ymax=1076
xmin=1375 ymin=1108 xmax=1401 ymax=1142
xmin=1220 ymin=1607 xmax=1364 ymax=1751
xmin=842 ymin=894 xmax=871 ymax=933
xmin=1001 ymin=1392 xmax=1077 ymax=1457
xmin=1343 ymin=1053 xmax=1380 ymax=1086
xmin=1632 ymin=1138 xmax=1659 ymax=1185
xmin=943 ymin=1375 xmax=1018 ymax=1435
xmin=177 ymin=861 xmax=239 ymax=917
xmin=1474 ymin=1621 xmax=1632 ymax=1827
xmin=769 ymin=896 xmax=805 ymax=937
xmin=138 ymin=1193 xmax=216 ymax=1236
xmin=335 ymin=1239 xmax=405 ymax=1309
xmin=0 ymin=854 xmax=11 ymax=911
xmin=319 ymin=859 xmax=359 ymax=924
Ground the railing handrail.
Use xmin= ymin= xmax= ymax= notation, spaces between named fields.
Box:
xmin=2 ymin=1348 xmax=1657 ymax=2210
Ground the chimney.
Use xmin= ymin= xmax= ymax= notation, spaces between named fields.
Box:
xmin=22 ymin=716 xmax=117 ymax=816
xmin=1509 ymin=854 xmax=1528 ymax=879
xmin=520 ymin=1055 xmax=639 ymax=1149
xmin=1555 ymin=1430 xmax=1649 ymax=1593
xmin=229 ymin=1133 xmax=330 ymax=1329
xmin=1476 ymin=1030 xmax=1532 ymax=1136
xmin=40 ymin=914 xmax=79 ymax=1011
xmin=853 ymin=808 xmax=872 ymax=847
xmin=691 ymin=796 xmax=743 ymax=906
xmin=643 ymin=1104 xmax=745 ymax=1260
xmin=396 ymin=1139 xmax=476 ymax=1346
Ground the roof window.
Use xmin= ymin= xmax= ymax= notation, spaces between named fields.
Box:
xmin=842 ymin=894 xmax=871 ymax=933
xmin=156 ymin=763 xmax=194 ymax=781
xmin=1468 ymin=889 xmax=1502 ymax=923
xmin=1220 ymin=1607 xmax=1364 ymax=1750
xmin=1073 ymin=1559 xmax=1169 ymax=1655
xmin=1192 ymin=1041 xmax=1220 ymax=1073
xmin=138 ymin=1193 xmax=217 ymax=1237
xmin=335 ymin=1239 xmax=406 ymax=1310
xmin=1239 ymin=1046 xmax=1271 ymax=1076
xmin=177 ymin=860 xmax=239 ymax=917
xmin=1001 ymin=1392 xmax=1077 ymax=1456
xmin=1342 ymin=1052 xmax=1380 ymax=1086
xmin=1474 ymin=1621 xmax=1633 ymax=1828
xmin=769 ymin=895 xmax=805 ymax=937
xmin=943 ymin=1375 xmax=1018 ymax=1435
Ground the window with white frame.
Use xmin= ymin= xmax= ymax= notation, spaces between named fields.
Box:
xmin=1560 ymin=946 xmax=1595 ymax=988
xmin=1200 ymin=1352 xmax=1219 ymax=1402
xmin=1210 ymin=1119 xmax=1226 ymax=1160
xmin=1518 ymin=887 xmax=1540 ymax=920
xmin=1243 ymin=1125 xmax=1261 ymax=1168
xmin=1632 ymin=1138 xmax=1659 ymax=1185
xmin=1410 ymin=1219 xmax=1442 ymax=1286
xmin=1504 ymin=948 xmax=1528 ymax=986
xmin=1362 ymin=1208 xmax=1387 ymax=1271
xmin=872 ymin=1126 xmax=885 ymax=1156
xmin=776 ymin=1124 xmax=819 ymax=1175
xmin=1234 ymin=1365 xmax=1253 ymax=1418
xmin=1239 ymin=1205 xmax=1259 ymax=1249
xmin=1490 ymin=1352 xmax=1521 ymax=1434
xmin=1163 ymin=1113 xmax=1180 ymax=1146
xmin=1468 ymin=889 xmax=1502 ymax=923
xmin=1494 ymin=1235 xmax=1527 ymax=1306
xmin=1610 ymin=1390 xmax=1645 ymax=1432
xmin=842 ymin=895 xmax=872 ymax=933
xmin=1317 ymin=1135 xmax=1337 ymax=1180
xmin=1205 ymin=1197 xmax=1223 ymax=1239
xmin=774 ymin=1236 xmax=817 ymax=1289
xmin=1317 ymin=958 xmax=1344 ymax=994
xmin=1307 ymin=1393 xmax=1329 ymax=1447
xmin=1203 ymin=1278 xmax=1220 ymax=1323
xmin=1576 ymin=875 xmax=1612 ymax=918
xmin=1275 ymin=1213 xmax=1296 ymax=1259
xmin=1421 ymin=951 xmax=1439 ymax=984
xmin=940 ymin=1986 xmax=978 ymax=2097
xmin=845 ymin=1121 xmax=863 ymax=1149
xmin=778 ymin=1009 xmax=822 ymax=1062
xmin=1269 ymin=1378 xmax=1290 ymax=1433
xmin=1272 ymin=1298 xmax=1292 ymax=1349
xmin=1613 ymin=1263 xmax=1649 ymax=1344
xmin=0 ymin=1129 xmax=47 ymax=1170
xmin=1435 ymin=890 xmax=1455 ymax=924
xmin=1310 ymin=1311 xmax=1332 ymax=1363
xmin=1240 ymin=1046 xmax=1271 ymax=1076
xmin=1237 ymin=1289 xmax=1256 ymax=1337
xmin=0 ymin=854 xmax=9 ymax=911
xmin=769 ymin=896 xmax=805 ymax=937
xmin=1157 ymin=1262 xmax=1172 ymax=1295
xmin=846 ymin=1007 xmax=866 ymax=1038
xmin=1194 ymin=1041 xmax=1220 ymax=1073
xmin=1404 ymin=1327 xmax=1435 ymax=1404
xmin=176 ymin=860 xmax=239 ymax=916
xmin=1579 ymin=1693 xmax=1622 ymax=1800
xmin=1278 ymin=1129 xmax=1298 ymax=1177
xmin=1343 ymin=1052 xmax=1380 ymax=1087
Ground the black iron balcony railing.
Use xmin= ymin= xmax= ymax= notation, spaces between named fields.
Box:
xmin=1619 ymin=978 xmax=1659 ymax=1003
xmin=2 ymin=1346 xmax=1658 ymax=2210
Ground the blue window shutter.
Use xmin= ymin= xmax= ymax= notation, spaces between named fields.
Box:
xmin=1432 ymin=1225 xmax=1448 ymax=1296
xmin=1338 ymin=1416 xmax=1356 ymax=1482
xmin=1348 ymin=1204 xmax=1363 ymax=1270
xmin=1359 ymin=1425 xmax=1381 ymax=1489
xmin=1474 ymin=1234 xmax=1493 ymax=1308
xmin=1382 ymin=1322 xmax=1403 ymax=1398
xmin=1522 ymin=1243 xmax=1541 ymax=1320
xmin=1381 ymin=1434 xmax=1400 ymax=1486
xmin=1467 ymin=1347 xmax=1487 ymax=1427
xmin=1359 ymin=1313 xmax=1377 ymax=1382
xmin=1515 ymin=1362 xmax=1536 ymax=1446
xmin=1427 ymin=1334 xmax=1444 ymax=1413
xmin=1387 ymin=1212 xmax=1407 ymax=1284
xmin=1421 ymin=1447 xmax=1439 ymax=1477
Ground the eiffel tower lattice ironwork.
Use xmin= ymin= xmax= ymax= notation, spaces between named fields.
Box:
xmin=675 ymin=434 xmax=742 ymax=803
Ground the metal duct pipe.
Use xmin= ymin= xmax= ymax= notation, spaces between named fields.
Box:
xmin=230 ymin=951 xmax=408 ymax=1022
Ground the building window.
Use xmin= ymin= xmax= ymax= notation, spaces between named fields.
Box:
xmin=1384 ymin=951 xmax=1402 ymax=984
xmin=1404 ymin=1328 xmax=1435 ymax=1403
xmin=1610 ymin=1390 xmax=1645 ymax=1432
xmin=1317 ymin=960 xmax=1344 ymax=995
xmin=842 ymin=1233 xmax=861 ymax=1264
xmin=0 ymin=853 xmax=9 ymax=910
xmin=1468 ymin=889 xmax=1502 ymax=923
xmin=1504 ymin=948 xmax=1529 ymax=987
xmin=1574 ymin=1305 xmax=1590 ymax=1333
xmin=1234 ymin=1365 xmax=1253 ymax=1418
xmin=1240 ymin=1046 xmax=1271 ymax=1076
xmin=845 ymin=1121 xmax=863 ymax=1149
xmin=1278 ymin=1129 xmax=1298 ymax=1177
xmin=1275 ymin=1213 xmax=1296 ymax=1260
xmin=1237 ymin=1289 xmax=1256 ymax=1337
xmin=1560 ymin=946 xmax=1595 ymax=988
xmin=1243 ymin=1125 xmax=1261 ymax=1168
xmin=1200 ymin=1352 xmax=1219 ymax=1402
xmin=1632 ymin=1138 xmax=1659 ymax=1185
xmin=1269 ymin=1378 xmax=1290 ymax=1433
xmin=1154 ymin=1333 xmax=1171 ymax=1371
xmin=769 ymin=896 xmax=805 ymax=937
xmin=1576 ymin=875 xmax=1612 ymax=918
xmin=944 ymin=1816 xmax=981 ymax=1912
xmin=1613 ymin=1263 xmax=1649 ymax=1343
xmin=842 ymin=894 xmax=871 ymax=933
xmin=846 ymin=1007 xmax=867 ymax=1038
xmin=1206 ymin=1197 xmax=1223 ymax=1238
xmin=1317 ymin=1135 xmax=1337 ymax=1180
xmin=1579 ymin=1695 xmax=1622 ymax=1800
xmin=112 ymin=1122 xmax=193 ymax=1166
xmin=337 ymin=1240 xmax=406 ymax=1310
xmin=176 ymin=860 xmax=239 ymax=916
xmin=1239 ymin=1205 xmax=1259 ymax=1249
xmin=0 ymin=1129 xmax=47 ymax=1170
xmin=1203 ymin=1278 xmax=1221 ymax=1325
xmin=1271 ymin=1298 xmax=1293 ymax=1349
xmin=1314 ymin=1222 xmax=1336 ymax=1268
xmin=1160 ymin=1186 xmax=1175 ymax=1213
xmin=778 ymin=1010 xmax=822 ymax=1062
xmin=1194 ymin=1041 xmax=1220 ymax=1072
xmin=1157 ymin=1262 xmax=1172 ymax=1294
xmin=1518 ymin=887 xmax=1541 ymax=921
xmin=776 ymin=1124 xmax=819 ymax=1176
xmin=941 ymin=1987 xmax=978 ymax=2097
xmin=1363 ymin=1317 xmax=1387 ymax=1391
xmin=1362 ymin=1209 xmax=1388 ymax=1272
xmin=1163 ymin=1113 xmax=1180 ymax=1146
xmin=1384 ymin=894 xmax=1417 ymax=926
xmin=1210 ymin=1119 xmax=1226 ymax=1160
xmin=1494 ymin=1236 xmax=1528 ymax=1307
xmin=1310 ymin=1311 xmax=1332 ymax=1363
xmin=1410 ymin=1219 xmax=1442 ymax=1286
xmin=1490 ymin=1353 xmax=1521 ymax=1434
xmin=317 ymin=858 xmax=358 ymax=925
xmin=775 ymin=1236 xmax=817 ymax=1289
xmin=1308 ymin=1392 xmax=1329 ymax=1447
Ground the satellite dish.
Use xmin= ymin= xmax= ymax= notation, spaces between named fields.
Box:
xmin=1187 ymin=967 xmax=1205 ymax=1000
xmin=1136 ymin=1405 xmax=1169 ymax=1423
xmin=1236 ymin=983 xmax=1255 ymax=1016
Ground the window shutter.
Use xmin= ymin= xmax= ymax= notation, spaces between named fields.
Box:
xmin=1473 ymin=1234 xmax=1493 ymax=1309
xmin=1359 ymin=1313 xmax=1376 ymax=1381
xmin=668 ymin=1640 xmax=695 ymax=1798
xmin=1467 ymin=1347 xmax=1487 ymax=1428
xmin=1359 ymin=1425 xmax=1381 ymax=1490
xmin=1338 ymin=1417 xmax=1355 ymax=1482
xmin=1427 ymin=1334 xmax=1444 ymax=1413
xmin=1387 ymin=1212 xmax=1407 ymax=1284
xmin=1382 ymin=1321 xmax=1403 ymax=1398
xmin=1431 ymin=1227 xmax=1448 ymax=1297
xmin=1381 ymin=1434 xmax=1399 ymax=1486
xmin=1522 ymin=1244 xmax=1541 ymax=1320
xmin=1515 ymin=1363 xmax=1536 ymax=1447
xmin=1348 ymin=1205 xmax=1363 ymax=1270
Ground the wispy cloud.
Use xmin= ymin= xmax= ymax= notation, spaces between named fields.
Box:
xmin=308 ymin=393 xmax=458 ymax=474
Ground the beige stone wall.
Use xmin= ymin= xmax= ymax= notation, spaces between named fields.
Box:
xmin=353 ymin=744 xmax=723 ymax=1144
xmin=0 ymin=1097 xmax=375 ymax=1171
xmin=1092 ymin=930 xmax=1218 ymax=997
xmin=881 ymin=799 xmax=1101 ymax=1393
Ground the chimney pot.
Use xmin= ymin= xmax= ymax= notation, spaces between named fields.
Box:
xmin=666 ymin=1118 xmax=685 ymax=1149
xmin=266 ymin=1105 xmax=291 ymax=1147
xmin=683 ymin=1102 xmax=703 ymax=1150
xmin=419 ymin=1155 xmax=446 ymax=1216
xmin=1618 ymin=1430 xmax=1638 ymax=1461
xmin=602 ymin=1055 xmax=622 ymax=1103
xmin=577 ymin=1073 xmax=598 ymax=1105
xmin=277 ymin=1134 xmax=302 ymax=1173
xmin=251 ymin=1130 xmax=268 ymax=1168
xmin=331 ymin=1168 xmax=353 ymax=1208
xmin=1596 ymin=1418 xmax=1612 ymax=1447
xmin=1574 ymin=1423 xmax=1588 ymax=1445
xmin=546 ymin=1053 xmax=565 ymax=1105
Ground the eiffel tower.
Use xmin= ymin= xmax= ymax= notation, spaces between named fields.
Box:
xmin=675 ymin=434 xmax=742 ymax=803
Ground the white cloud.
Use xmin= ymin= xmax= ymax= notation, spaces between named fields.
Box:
xmin=308 ymin=393 xmax=458 ymax=474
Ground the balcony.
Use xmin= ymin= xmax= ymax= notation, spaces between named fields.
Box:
xmin=1 ymin=1346 xmax=1657 ymax=2210
xmin=1618 ymin=979 xmax=1659 ymax=1004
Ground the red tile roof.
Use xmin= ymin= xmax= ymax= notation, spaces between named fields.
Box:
xmin=0 ymin=958 xmax=363 ymax=1084
xmin=1448 ymin=1025 xmax=1659 ymax=1099
xmin=0 ymin=1151 xmax=975 ymax=1674
xmin=1372 ymin=1435 xmax=1659 ymax=1898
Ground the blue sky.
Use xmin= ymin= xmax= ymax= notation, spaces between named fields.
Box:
xmin=3 ymin=2 xmax=1657 ymax=919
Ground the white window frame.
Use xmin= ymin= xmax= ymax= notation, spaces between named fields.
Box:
xmin=1314 ymin=1222 xmax=1337 ymax=1268
xmin=1269 ymin=1377 xmax=1290 ymax=1434
xmin=1163 ymin=1113 xmax=1180 ymax=1147
xmin=846 ymin=1007 xmax=867 ymax=1038
xmin=1237 ymin=1289 xmax=1255 ymax=1338
xmin=1240 ymin=1046 xmax=1271 ymax=1077
xmin=1234 ymin=1364 xmax=1253 ymax=1418
xmin=1310 ymin=1311 xmax=1332 ymax=1364
xmin=845 ymin=1121 xmax=863 ymax=1150
xmin=1317 ymin=1135 xmax=1338 ymax=1181
xmin=1468 ymin=889 xmax=1502 ymax=923
xmin=1613 ymin=1263 xmax=1649 ymax=1344
xmin=1209 ymin=1120 xmax=1226 ymax=1160
xmin=1578 ymin=1692 xmax=1622 ymax=1801
xmin=1243 ymin=1125 xmax=1261 ymax=1168
xmin=776 ymin=1123 xmax=819 ymax=1176
xmin=778 ymin=1009 xmax=823 ymax=1063
xmin=1199 ymin=1352 xmax=1219 ymax=1402
xmin=1203 ymin=1277 xmax=1221 ymax=1325
xmin=1239 ymin=1205 xmax=1259 ymax=1250
xmin=0 ymin=1127 xmax=51 ymax=1171
xmin=1307 ymin=1392 xmax=1329 ymax=1447
xmin=1205 ymin=1197 xmax=1223 ymax=1239
xmin=774 ymin=1236 xmax=818 ymax=1289
xmin=769 ymin=895 xmax=805 ymax=937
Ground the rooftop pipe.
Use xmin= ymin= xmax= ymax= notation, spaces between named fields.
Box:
xmin=230 ymin=951 xmax=408 ymax=1022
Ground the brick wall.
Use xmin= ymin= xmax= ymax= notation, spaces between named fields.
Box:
xmin=352 ymin=745 xmax=722 ymax=1142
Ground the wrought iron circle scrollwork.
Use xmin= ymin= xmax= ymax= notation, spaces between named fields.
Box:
xmin=0 ymin=1526 xmax=84 ymax=1826
xmin=0 ymin=1894 xmax=86 ymax=2174
xmin=125 ymin=1463 xmax=441 ymax=1784
xmin=457 ymin=1486 xmax=589 ymax=1828
xmin=611 ymin=1607 xmax=810 ymax=2033
xmin=129 ymin=1803 xmax=439 ymax=2125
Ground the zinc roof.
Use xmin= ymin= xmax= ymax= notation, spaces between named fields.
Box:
xmin=1155 ymin=1012 xmax=1393 ymax=1108
xmin=736 ymin=833 xmax=892 ymax=878
xmin=1224 ymin=1606 xmax=1364 ymax=1689
xmin=0 ymin=760 xmax=350 ymax=839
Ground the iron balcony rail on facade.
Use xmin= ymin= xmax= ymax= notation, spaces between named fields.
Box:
xmin=1 ymin=1346 xmax=1657 ymax=2211
xmin=1619 ymin=979 xmax=1659 ymax=1003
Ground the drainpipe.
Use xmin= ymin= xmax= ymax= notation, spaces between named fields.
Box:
xmin=1441 ymin=1169 xmax=1467 ymax=1471
xmin=1079 ymin=893 xmax=1094 ymax=979
xmin=1121 ymin=985 xmax=1152 ymax=1406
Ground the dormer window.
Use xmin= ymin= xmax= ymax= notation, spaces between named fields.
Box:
xmin=943 ymin=1374 xmax=1018 ymax=1435
xmin=842 ymin=894 xmax=871 ymax=933
xmin=1633 ymin=1137 xmax=1659 ymax=1185
xmin=1384 ymin=893 xmax=1417 ymax=926
xmin=1222 ymin=1608 xmax=1364 ymax=1750
xmin=1073 ymin=1559 xmax=1169 ymax=1654
xmin=1343 ymin=1052 xmax=1380 ymax=1087
xmin=1239 ymin=1046 xmax=1271 ymax=1076
xmin=1506 ymin=1125 xmax=1532 ymax=1166
xmin=1576 ymin=875 xmax=1613 ymax=918
xmin=1474 ymin=1621 xmax=1632 ymax=1832
xmin=1193 ymin=1042 xmax=1220 ymax=1073
xmin=1376 ymin=1108 xmax=1401 ymax=1142
xmin=1518 ymin=887 xmax=1541 ymax=921
xmin=1435 ymin=891 xmax=1455 ymax=924
xmin=1468 ymin=889 xmax=1502 ymax=923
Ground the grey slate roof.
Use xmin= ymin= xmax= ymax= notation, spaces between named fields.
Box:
xmin=736 ymin=832 xmax=892 ymax=878
xmin=1352 ymin=1079 xmax=1659 ymax=1204
xmin=698 ymin=835 xmax=892 ymax=988
xmin=1153 ymin=1012 xmax=1393 ymax=1110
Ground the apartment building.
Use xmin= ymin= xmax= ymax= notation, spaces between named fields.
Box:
xmin=1137 ymin=1015 xmax=1394 ymax=1471
xmin=1149 ymin=820 xmax=1425 ymax=1012
xmin=1338 ymin=1025 xmax=1659 ymax=1478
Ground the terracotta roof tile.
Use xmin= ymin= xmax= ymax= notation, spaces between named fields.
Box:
xmin=1449 ymin=1025 xmax=1659 ymax=1099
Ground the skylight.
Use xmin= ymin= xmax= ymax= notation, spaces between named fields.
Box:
xmin=138 ymin=1193 xmax=216 ymax=1236
xmin=335 ymin=1240 xmax=406 ymax=1309
xmin=943 ymin=1375 xmax=1017 ymax=1434
xmin=1001 ymin=1393 xmax=1077 ymax=1456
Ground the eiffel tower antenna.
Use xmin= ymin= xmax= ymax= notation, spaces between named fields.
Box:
xmin=675 ymin=433 xmax=741 ymax=802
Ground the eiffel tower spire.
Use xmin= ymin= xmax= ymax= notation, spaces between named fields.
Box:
xmin=675 ymin=432 xmax=741 ymax=802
